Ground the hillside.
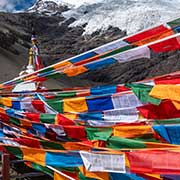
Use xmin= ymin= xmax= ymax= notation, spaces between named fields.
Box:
xmin=0 ymin=12 xmax=125 ymax=86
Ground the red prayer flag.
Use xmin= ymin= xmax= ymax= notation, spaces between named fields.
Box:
xmin=127 ymin=150 xmax=180 ymax=174
xmin=137 ymin=100 xmax=180 ymax=119
xmin=125 ymin=25 xmax=170 ymax=43
xmin=63 ymin=125 xmax=87 ymax=141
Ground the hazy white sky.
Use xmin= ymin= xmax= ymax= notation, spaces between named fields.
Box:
xmin=63 ymin=0 xmax=103 ymax=7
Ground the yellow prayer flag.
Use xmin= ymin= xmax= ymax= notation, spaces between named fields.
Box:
xmin=63 ymin=66 xmax=88 ymax=77
xmin=79 ymin=166 xmax=110 ymax=180
xmin=172 ymin=100 xmax=180 ymax=110
xmin=63 ymin=142 xmax=91 ymax=151
xmin=24 ymin=75 xmax=37 ymax=81
xmin=150 ymin=85 xmax=180 ymax=102
xmin=63 ymin=97 xmax=88 ymax=113
xmin=54 ymin=61 xmax=72 ymax=70
xmin=0 ymin=107 xmax=6 ymax=114
xmin=61 ymin=113 xmax=78 ymax=121
xmin=145 ymin=173 xmax=163 ymax=180
xmin=113 ymin=125 xmax=153 ymax=138
xmin=20 ymin=119 xmax=32 ymax=128
xmin=21 ymin=147 xmax=45 ymax=166
xmin=0 ymin=97 xmax=12 ymax=107
xmin=54 ymin=172 xmax=70 ymax=180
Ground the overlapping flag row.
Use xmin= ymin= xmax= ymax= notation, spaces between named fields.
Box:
xmin=1 ymin=78 xmax=180 ymax=179
xmin=1 ymin=76 xmax=180 ymax=116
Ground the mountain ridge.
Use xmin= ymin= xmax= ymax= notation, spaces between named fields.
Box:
xmin=29 ymin=0 xmax=180 ymax=35
xmin=0 ymin=11 xmax=125 ymax=86
xmin=27 ymin=0 xmax=70 ymax=15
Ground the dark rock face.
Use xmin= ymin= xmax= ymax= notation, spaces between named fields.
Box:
xmin=0 ymin=12 xmax=126 ymax=62
xmin=0 ymin=11 xmax=180 ymax=87
xmin=27 ymin=0 xmax=69 ymax=15
xmin=0 ymin=12 xmax=125 ymax=84
xmin=77 ymin=50 xmax=180 ymax=87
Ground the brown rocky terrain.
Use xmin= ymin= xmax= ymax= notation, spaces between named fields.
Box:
xmin=0 ymin=12 xmax=125 ymax=87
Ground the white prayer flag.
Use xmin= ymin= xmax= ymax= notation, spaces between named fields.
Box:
xmin=80 ymin=151 xmax=126 ymax=173
xmin=104 ymin=107 xmax=139 ymax=122
xmin=112 ymin=93 xmax=143 ymax=109
xmin=114 ymin=46 xmax=151 ymax=63
xmin=95 ymin=40 xmax=129 ymax=54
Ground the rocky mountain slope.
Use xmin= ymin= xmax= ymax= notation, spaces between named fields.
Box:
xmin=0 ymin=0 xmax=180 ymax=87
xmin=0 ymin=11 xmax=124 ymax=86
xmin=27 ymin=0 xmax=70 ymax=15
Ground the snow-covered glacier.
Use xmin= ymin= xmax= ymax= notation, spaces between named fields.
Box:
xmin=63 ymin=0 xmax=180 ymax=35
xmin=30 ymin=0 xmax=180 ymax=35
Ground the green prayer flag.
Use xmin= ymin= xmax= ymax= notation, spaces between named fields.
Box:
xmin=86 ymin=127 xmax=112 ymax=141
xmin=107 ymin=136 xmax=146 ymax=149
xmin=46 ymin=99 xmax=63 ymax=113
xmin=40 ymin=114 xmax=56 ymax=124
xmin=167 ymin=18 xmax=180 ymax=29
xmin=52 ymin=92 xmax=77 ymax=101
xmin=40 ymin=140 xmax=65 ymax=150
xmin=126 ymin=83 xmax=161 ymax=105
xmin=32 ymin=162 xmax=54 ymax=176
xmin=10 ymin=117 xmax=21 ymax=126
xmin=5 ymin=146 xmax=23 ymax=159
xmin=40 ymin=67 xmax=54 ymax=74
xmin=134 ymin=133 xmax=160 ymax=142
xmin=154 ymin=118 xmax=180 ymax=125
xmin=46 ymin=73 xmax=63 ymax=79
xmin=101 ymin=45 xmax=135 ymax=59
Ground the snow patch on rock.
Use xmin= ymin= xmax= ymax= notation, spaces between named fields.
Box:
xmin=63 ymin=0 xmax=180 ymax=35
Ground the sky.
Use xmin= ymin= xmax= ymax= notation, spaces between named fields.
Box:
xmin=0 ymin=0 xmax=35 ymax=12
xmin=0 ymin=0 xmax=103 ymax=12
xmin=63 ymin=0 xmax=103 ymax=7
